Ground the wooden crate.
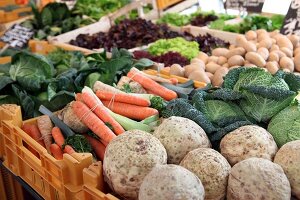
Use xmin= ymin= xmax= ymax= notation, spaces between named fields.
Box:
xmin=49 ymin=1 xmax=160 ymax=52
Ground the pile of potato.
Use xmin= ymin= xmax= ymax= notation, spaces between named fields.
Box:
xmin=169 ymin=30 xmax=300 ymax=87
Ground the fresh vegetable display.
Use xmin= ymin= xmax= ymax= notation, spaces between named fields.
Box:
xmin=20 ymin=2 xmax=93 ymax=40
xmin=210 ymin=14 xmax=284 ymax=34
xmin=0 ymin=48 xmax=153 ymax=119
xmin=2 ymin=5 xmax=300 ymax=200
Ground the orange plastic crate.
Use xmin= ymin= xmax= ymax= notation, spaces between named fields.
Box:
xmin=156 ymin=0 xmax=183 ymax=9
xmin=0 ymin=6 xmax=32 ymax=23
xmin=0 ymin=105 xmax=94 ymax=200
xmin=0 ymin=164 xmax=25 ymax=200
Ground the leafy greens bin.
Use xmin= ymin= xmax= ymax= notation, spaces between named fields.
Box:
xmin=0 ymin=48 xmax=154 ymax=119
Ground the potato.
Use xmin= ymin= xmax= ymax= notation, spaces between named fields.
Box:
xmin=227 ymin=158 xmax=291 ymax=200
xmin=226 ymin=47 xmax=246 ymax=58
xmin=280 ymin=56 xmax=294 ymax=72
xmin=61 ymin=101 xmax=89 ymax=133
xmin=294 ymin=53 xmax=300 ymax=72
xmin=191 ymin=58 xmax=205 ymax=69
xmin=212 ymin=67 xmax=229 ymax=87
xmin=217 ymin=56 xmax=227 ymax=65
xmin=245 ymin=30 xmax=257 ymax=40
xmin=103 ymin=130 xmax=167 ymax=199
xmin=256 ymin=29 xmax=268 ymax=35
xmin=270 ymin=44 xmax=279 ymax=51
xmin=206 ymin=72 xmax=214 ymax=80
xmin=188 ymin=70 xmax=211 ymax=83
xmin=153 ymin=116 xmax=211 ymax=164
xmin=272 ymin=50 xmax=286 ymax=59
xmin=222 ymin=63 xmax=229 ymax=68
xmin=257 ymin=34 xmax=270 ymax=42
xmin=220 ymin=125 xmax=278 ymax=166
xmin=236 ymin=35 xmax=256 ymax=52
xmin=139 ymin=164 xmax=205 ymax=200
xmin=180 ymin=148 xmax=231 ymax=200
xmin=229 ymin=44 xmax=236 ymax=50
xmin=212 ymin=48 xmax=229 ymax=57
xmin=244 ymin=63 xmax=258 ymax=68
xmin=184 ymin=64 xmax=200 ymax=77
xmin=229 ymin=65 xmax=240 ymax=70
xmin=197 ymin=52 xmax=209 ymax=64
xmin=277 ymin=36 xmax=294 ymax=50
xmin=170 ymin=64 xmax=184 ymax=77
xmin=266 ymin=61 xmax=279 ymax=75
xmin=288 ymin=34 xmax=299 ymax=48
xmin=245 ymin=52 xmax=266 ymax=67
xmin=228 ymin=55 xmax=245 ymax=67
xmin=280 ymin=47 xmax=293 ymax=57
xmin=207 ymin=56 xmax=219 ymax=63
xmin=268 ymin=52 xmax=280 ymax=62
xmin=206 ymin=62 xmax=221 ymax=73
xmin=245 ymin=41 xmax=257 ymax=52
xmin=257 ymin=47 xmax=269 ymax=60
xmin=294 ymin=46 xmax=300 ymax=56
xmin=258 ymin=38 xmax=272 ymax=49
xmin=274 ymin=140 xmax=300 ymax=199
xmin=269 ymin=29 xmax=280 ymax=37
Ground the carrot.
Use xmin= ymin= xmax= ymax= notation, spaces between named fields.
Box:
xmin=22 ymin=124 xmax=46 ymax=148
xmin=21 ymin=124 xmax=39 ymax=157
xmin=96 ymin=91 xmax=150 ymax=107
xmin=37 ymin=115 xmax=53 ymax=153
xmin=169 ymin=78 xmax=179 ymax=85
xmin=82 ymin=92 xmax=125 ymax=135
xmin=127 ymin=68 xmax=177 ymax=101
xmin=63 ymin=145 xmax=75 ymax=154
xmin=102 ymin=101 xmax=158 ymax=120
xmin=50 ymin=143 xmax=63 ymax=160
xmin=51 ymin=127 xmax=65 ymax=148
xmin=84 ymin=135 xmax=106 ymax=161
xmin=72 ymin=101 xmax=116 ymax=144
xmin=75 ymin=93 xmax=83 ymax=101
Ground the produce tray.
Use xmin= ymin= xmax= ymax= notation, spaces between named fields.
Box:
xmin=161 ymin=0 xmax=198 ymax=14
xmin=49 ymin=0 xmax=160 ymax=52
xmin=0 ymin=105 xmax=94 ymax=200
xmin=182 ymin=25 xmax=241 ymax=44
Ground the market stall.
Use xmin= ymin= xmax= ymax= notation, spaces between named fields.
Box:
xmin=0 ymin=0 xmax=300 ymax=200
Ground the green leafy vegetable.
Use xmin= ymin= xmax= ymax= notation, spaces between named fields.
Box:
xmin=148 ymin=37 xmax=199 ymax=60
xmin=9 ymin=52 xmax=54 ymax=91
xmin=268 ymin=105 xmax=300 ymax=147
xmin=63 ymin=134 xmax=92 ymax=153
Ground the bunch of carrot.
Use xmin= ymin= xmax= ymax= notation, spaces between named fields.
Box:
xmin=21 ymin=122 xmax=76 ymax=160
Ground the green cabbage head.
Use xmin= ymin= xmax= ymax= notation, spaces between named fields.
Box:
xmin=268 ymin=105 xmax=300 ymax=147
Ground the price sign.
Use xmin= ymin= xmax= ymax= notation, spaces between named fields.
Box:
xmin=281 ymin=0 xmax=300 ymax=36
xmin=244 ymin=0 xmax=265 ymax=12
xmin=0 ymin=24 xmax=34 ymax=48
xmin=225 ymin=0 xmax=265 ymax=12
xmin=225 ymin=0 xmax=244 ymax=10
